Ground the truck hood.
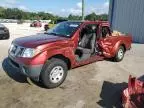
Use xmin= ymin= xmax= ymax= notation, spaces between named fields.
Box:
xmin=14 ymin=33 xmax=69 ymax=48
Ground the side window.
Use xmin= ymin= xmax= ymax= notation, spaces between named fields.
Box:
xmin=101 ymin=26 xmax=111 ymax=38
xmin=80 ymin=24 xmax=97 ymax=39
xmin=79 ymin=24 xmax=97 ymax=48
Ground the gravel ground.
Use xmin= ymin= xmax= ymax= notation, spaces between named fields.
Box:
xmin=0 ymin=23 xmax=144 ymax=108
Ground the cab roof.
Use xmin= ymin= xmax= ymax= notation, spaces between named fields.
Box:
xmin=66 ymin=20 xmax=110 ymax=27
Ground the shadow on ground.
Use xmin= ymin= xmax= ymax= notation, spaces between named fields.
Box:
xmin=104 ymin=58 xmax=115 ymax=62
xmin=97 ymin=81 xmax=127 ymax=108
xmin=2 ymin=57 xmax=28 ymax=83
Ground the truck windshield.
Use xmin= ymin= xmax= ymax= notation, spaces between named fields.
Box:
xmin=46 ymin=22 xmax=81 ymax=37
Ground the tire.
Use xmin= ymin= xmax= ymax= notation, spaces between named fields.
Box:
xmin=114 ymin=46 xmax=125 ymax=62
xmin=40 ymin=58 xmax=68 ymax=89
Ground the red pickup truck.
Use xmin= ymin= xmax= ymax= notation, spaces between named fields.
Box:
xmin=30 ymin=21 xmax=42 ymax=27
xmin=8 ymin=21 xmax=132 ymax=88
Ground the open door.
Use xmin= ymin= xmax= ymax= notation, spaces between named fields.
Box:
xmin=75 ymin=24 xmax=97 ymax=61
xmin=74 ymin=23 xmax=104 ymax=67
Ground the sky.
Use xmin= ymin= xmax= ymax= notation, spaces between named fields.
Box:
xmin=0 ymin=0 xmax=109 ymax=16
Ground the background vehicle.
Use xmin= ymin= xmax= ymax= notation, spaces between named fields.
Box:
xmin=44 ymin=24 xmax=50 ymax=31
xmin=17 ymin=20 xmax=24 ymax=24
xmin=44 ymin=19 xmax=68 ymax=31
xmin=0 ymin=24 xmax=10 ymax=40
xmin=30 ymin=21 xmax=42 ymax=27
xmin=8 ymin=21 xmax=132 ymax=88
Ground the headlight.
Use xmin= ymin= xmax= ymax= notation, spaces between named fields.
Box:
xmin=9 ymin=43 xmax=14 ymax=52
xmin=22 ymin=48 xmax=35 ymax=58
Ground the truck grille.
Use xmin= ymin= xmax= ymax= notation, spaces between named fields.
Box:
xmin=9 ymin=44 xmax=25 ymax=57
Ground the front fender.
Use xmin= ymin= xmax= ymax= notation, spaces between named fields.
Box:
xmin=45 ymin=47 xmax=76 ymax=66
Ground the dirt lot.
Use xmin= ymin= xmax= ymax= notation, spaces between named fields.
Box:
xmin=0 ymin=23 xmax=144 ymax=108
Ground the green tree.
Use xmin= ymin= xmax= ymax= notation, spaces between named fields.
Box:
xmin=85 ymin=12 xmax=98 ymax=21
xmin=0 ymin=7 xmax=5 ymax=18
xmin=0 ymin=6 xmax=108 ymax=22
xmin=85 ymin=12 xmax=108 ymax=21
xmin=100 ymin=14 xmax=108 ymax=21
xmin=68 ymin=14 xmax=81 ymax=20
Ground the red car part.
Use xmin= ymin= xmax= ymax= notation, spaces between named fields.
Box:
xmin=122 ymin=75 xmax=144 ymax=108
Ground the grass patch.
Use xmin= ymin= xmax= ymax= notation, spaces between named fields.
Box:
xmin=49 ymin=24 xmax=56 ymax=28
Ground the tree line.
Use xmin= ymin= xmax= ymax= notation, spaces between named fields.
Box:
xmin=0 ymin=7 xmax=108 ymax=22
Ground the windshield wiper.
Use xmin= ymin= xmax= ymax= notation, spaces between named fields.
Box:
xmin=46 ymin=32 xmax=68 ymax=37
xmin=49 ymin=32 xmax=66 ymax=36
xmin=46 ymin=32 xmax=58 ymax=36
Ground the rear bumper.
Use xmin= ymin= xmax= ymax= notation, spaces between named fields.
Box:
xmin=8 ymin=56 xmax=43 ymax=79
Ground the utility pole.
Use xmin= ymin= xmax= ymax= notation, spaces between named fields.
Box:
xmin=82 ymin=0 xmax=85 ymax=20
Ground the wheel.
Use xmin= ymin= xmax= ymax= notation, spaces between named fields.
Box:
xmin=40 ymin=58 xmax=68 ymax=89
xmin=114 ymin=46 xmax=125 ymax=62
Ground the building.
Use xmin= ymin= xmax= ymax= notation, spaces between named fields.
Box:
xmin=109 ymin=0 xmax=144 ymax=43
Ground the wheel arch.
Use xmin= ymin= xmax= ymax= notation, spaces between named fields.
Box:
xmin=120 ymin=44 xmax=126 ymax=52
xmin=112 ymin=41 xmax=126 ymax=56
xmin=48 ymin=54 xmax=71 ymax=70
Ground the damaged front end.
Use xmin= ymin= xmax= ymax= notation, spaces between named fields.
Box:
xmin=122 ymin=75 xmax=144 ymax=108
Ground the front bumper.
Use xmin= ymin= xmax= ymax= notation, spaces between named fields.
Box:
xmin=8 ymin=56 xmax=43 ymax=79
